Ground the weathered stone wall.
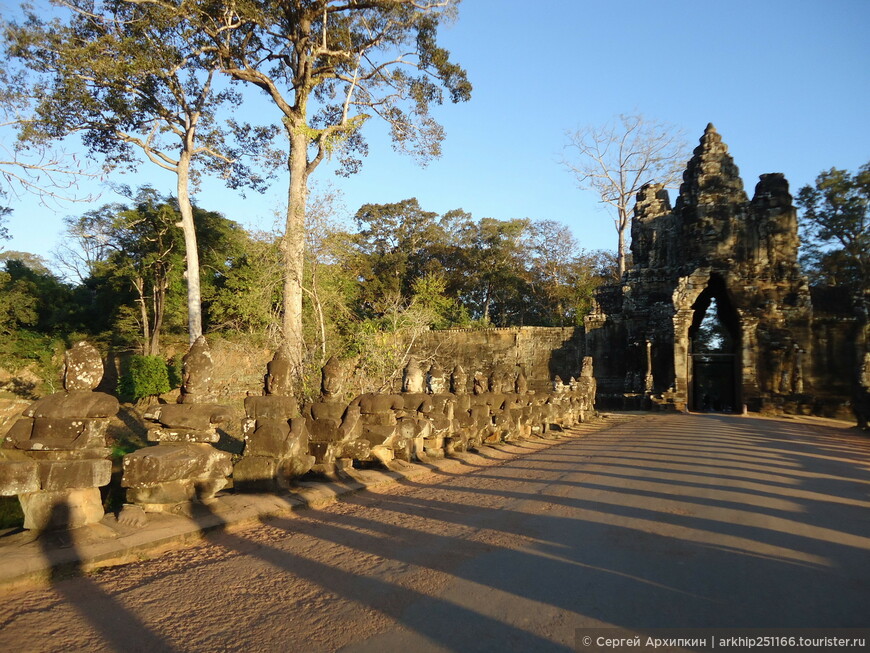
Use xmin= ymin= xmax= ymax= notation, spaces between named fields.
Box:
xmin=413 ymin=327 xmax=585 ymax=392
xmin=587 ymin=123 xmax=865 ymax=421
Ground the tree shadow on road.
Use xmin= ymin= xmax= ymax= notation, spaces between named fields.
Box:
xmin=178 ymin=415 xmax=870 ymax=650
xmin=35 ymin=503 xmax=178 ymax=653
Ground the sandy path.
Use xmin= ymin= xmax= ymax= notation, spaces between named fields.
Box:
xmin=1 ymin=414 xmax=869 ymax=652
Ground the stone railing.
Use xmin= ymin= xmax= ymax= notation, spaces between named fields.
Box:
xmin=0 ymin=339 xmax=598 ymax=530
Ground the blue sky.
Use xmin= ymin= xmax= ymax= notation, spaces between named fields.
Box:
xmin=3 ymin=0 xmax=869 ymax=264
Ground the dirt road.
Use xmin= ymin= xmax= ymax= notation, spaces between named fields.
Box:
xmin=2 ymin=413 xmax=869 ymax=652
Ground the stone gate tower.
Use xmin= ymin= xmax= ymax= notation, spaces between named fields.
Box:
xmin=585 ymin=124 xmax=815 ymax=413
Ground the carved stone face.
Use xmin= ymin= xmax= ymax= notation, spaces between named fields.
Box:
xmin=489 ymin=364 xmax=514 ymax=393
xmin=450 ymin=365 xmax=468 ymax=395
xmin=515 ymin=368 xmax=528 ymax=394
xmin=402 ymin=357 xmax=425 ymax=393
xmin=427 ymin=363 xmax=447 ymax=394
xmin=473 ymin=372 xmax=487 ymax=395
xmin=861 ymin=353 xmax=870 ymax=387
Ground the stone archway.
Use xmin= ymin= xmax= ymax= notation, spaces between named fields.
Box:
xmin=687 ymin=275 xmax=741 ymax=413
xmin=585 ymin=125 xmax=821 ymax=414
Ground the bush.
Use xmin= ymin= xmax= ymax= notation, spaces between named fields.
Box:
xmin=118 ymin=354 xmax=170 ymax=401
xmin=167 ymin=353 xmax=184 ymax=389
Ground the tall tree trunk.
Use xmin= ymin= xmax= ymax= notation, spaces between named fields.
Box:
xmin=310 ymin=263 xmax=328 ymax=364
xmin=176 ymin=147 xmax=203 ymax=345
xmin=283 ymin=128 xmax=309 ymax=377
xmin=150 ymin=272 xmax=167 ymax=357
xmin=617 ymin=204 xmax=628 ymax=278
xmin=134 ymin=276 xmax=151 ymax=356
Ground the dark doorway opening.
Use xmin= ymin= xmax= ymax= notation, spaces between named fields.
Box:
xmin=688 ymin=276 xmax=741 ymax=413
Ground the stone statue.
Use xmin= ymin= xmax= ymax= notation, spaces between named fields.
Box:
xmin=426 ymin=362 xmax=448 ymax=394
xmin=302 ymin=356 xmax=370 ymax=476
xmin=235 ymin=347 xmax=316 ymax=490
xmin=265 ymin=344 xmax=295 ymax=396
xmin=402 ymin=356 xmax=425 ymax=393
xmin=0 ymin=341 xmax=117 ymax=530
xmin=122 ymin=337 xmax=232 ymax=512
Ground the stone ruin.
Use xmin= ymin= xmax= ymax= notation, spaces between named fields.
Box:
xmin=234 ymin=345 xmax=315 ymax=491
xmin=299 ymin=355 xmax=369 ymax=477
xmin=586 ymin=124 xmax=867 ymax=418
xmin=0 ymin=336 xmax=597 ymax=524
xmin=121 ymin=336 xmax=233 ymax=512
xmin=0 ymin=342 xmax=118 ymax=530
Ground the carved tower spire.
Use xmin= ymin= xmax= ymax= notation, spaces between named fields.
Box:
xmin=674 ymin=123 xmax=749 ymax=267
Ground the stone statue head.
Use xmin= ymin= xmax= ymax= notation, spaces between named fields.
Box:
xmin=265 ymin=345 xmax=294 ymax=396
xmin=181 ymin=335 xmax=213 ymax=402
xmin=450 ymin=365 xmax=468 ymax=395
xmin=861 ymin=352 xmax=870 ymax=388
xmin=63 ymin=341 xmax=103 ymax=392
xmin=427 ymin=362 xmax=447 ymax=394
xmin=473 ymin=371 xmax=487 ymax=395
xmin=402 ymin=356 xmax=425 ymax=393
xmin=321 ymin=355 xmax=344 ymax=398
xmin=581 ymin=356 xmax=594 ymax=378
xmin=489 ymin=364 xmax=513 ymax=393
xmin=515 ymin=366 xmax=528 ymax=394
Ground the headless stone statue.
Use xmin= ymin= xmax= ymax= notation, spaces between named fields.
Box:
xmin=1 ymin=341 xmax=117 ymax=530
xmin=122 ymin=336 xmax=232 ymax=512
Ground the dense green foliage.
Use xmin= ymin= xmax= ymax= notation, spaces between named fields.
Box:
xmin=797 ymin=161 xmax=869 ymax=296
xmin=0 ymin=254 xmax=73 ymax=395
xmin=118 ymin=355 xmax=171 ymax=402
xmin=57 ymin=188 xmax=248 ymax=354
xmin=0 ymin=191 xmax=610 ymax=397
xmin=348 ymin=198 xmax=611 ymax=328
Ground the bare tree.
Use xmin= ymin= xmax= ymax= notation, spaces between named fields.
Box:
xmin=563 ymin=114 xmax=689 ymax=276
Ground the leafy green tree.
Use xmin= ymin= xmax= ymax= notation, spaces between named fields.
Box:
xmin=0 ymin=207 xmax=9 ymax=244
xmin=7 ymin=1 xmax=270 ymax=345
xmin=0 ymin=254 xmax=77 ymax=334
xmin=0 ymin=266 xmax=38 ymax=335
xmin=796 ymin=162 xmax=869 ymax=294
xmin=62 ymin=189 xmax=246 ymax=353
xmin=1 ymin=44 xmax=99 ymax=214
xmin=526 ymin=221 xmax=609 ymax=326
xmin=411 ymin=271 xmax=470 ymax=329
xmin=209 ymin=231 xmax=284 ymax=338
xmin=462 ymin=217 xmax=531 ymax=325
xmin=0 ymin=255 xmax=74 ymax=396
xmin=352 ymin=198 xmax=443 ymax=310
xmin=177 ymin=0 xmax=471 ymax=379
xmin=345 ymin=200 xmax=605 ymax=328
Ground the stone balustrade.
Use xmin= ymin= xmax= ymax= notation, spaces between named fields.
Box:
xmin=0 ymin=338 xmax=598 ymax=531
